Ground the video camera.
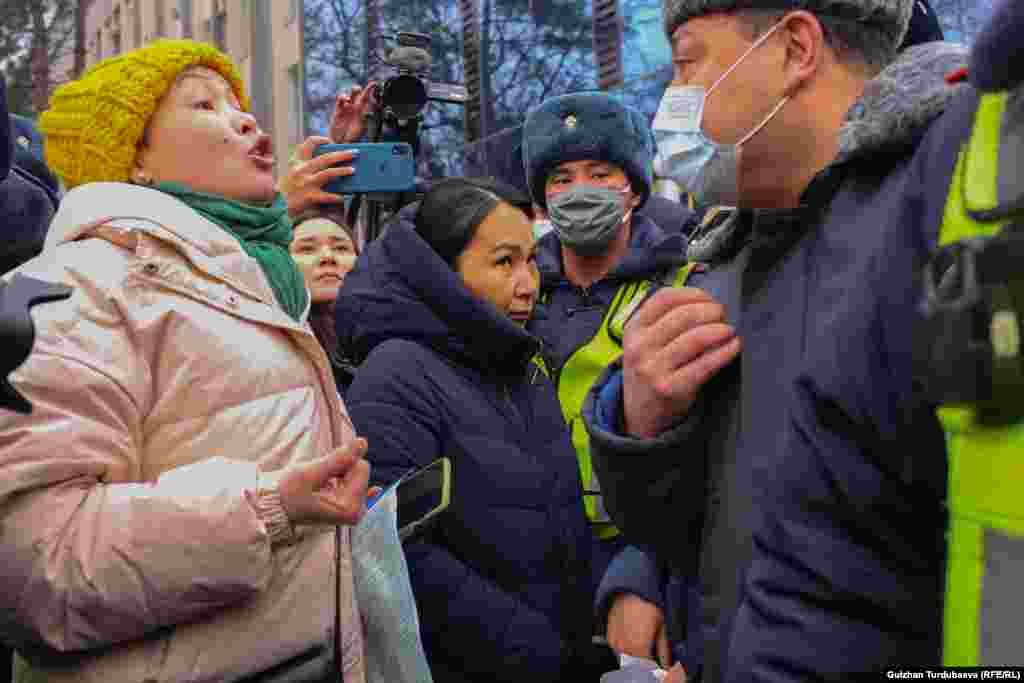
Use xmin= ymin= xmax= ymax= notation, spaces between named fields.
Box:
xmin=350 ymin=31 xmax=468 ymax=243
xmin=370 ymin=31 xmax=467 ymax=125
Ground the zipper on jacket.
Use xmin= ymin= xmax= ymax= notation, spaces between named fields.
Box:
xmin=566 ymin=285 xmax=602 ymax=317
xmin=503 ymin=384 xmax=521 ymax=426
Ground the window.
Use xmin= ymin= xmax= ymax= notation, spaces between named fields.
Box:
xmin=132 ymin=0 xmax=143 ymax=48
xmin=111 ymin=5 xmax=122 ymax=55
xmin=178 ymin=0 xmax=193 ymax=39
xmin=211 ymin=11 xmax=227 ymax=51
xmin=155 ymin=0 xmax=166 ymax=37
xmin=288 ymin=63 xmax=304 ymax=145
xmin=95 ymin=29 xmax=102 ymax=61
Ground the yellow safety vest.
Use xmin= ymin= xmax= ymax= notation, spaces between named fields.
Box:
xmin=536 ymin=263 xmax=697 ymax=540
xmin=932 ymin=90 xmax=1024 ymax=666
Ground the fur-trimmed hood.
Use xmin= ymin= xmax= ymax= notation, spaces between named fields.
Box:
xmin=838 ymin=41 xmax=969 ymax=163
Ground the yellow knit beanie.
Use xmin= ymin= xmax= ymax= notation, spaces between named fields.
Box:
xmin=39 ymin=39 xmax=249 ymax=189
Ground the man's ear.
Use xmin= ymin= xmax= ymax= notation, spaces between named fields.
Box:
xmin=779 ymin=10 xmax=826 ymax=96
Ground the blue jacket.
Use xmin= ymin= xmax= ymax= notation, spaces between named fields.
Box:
xmin=637 ymin=195 xmax=699 ymax=237
xmin=530 ymin=213 xmax=688 ymax=390
xmin=1 ymin=116 xmax=59 ymax=274
xmin=583 ymin=42 xmax=970 ymax=682
xmin=336 ymin=212 xmax=608 ymax=683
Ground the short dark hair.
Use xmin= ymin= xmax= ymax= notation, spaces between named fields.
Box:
xmin=414 ymin=176 xmax=533 ymax=267
xmin=738 ymin=9 xmax=897 ymax=75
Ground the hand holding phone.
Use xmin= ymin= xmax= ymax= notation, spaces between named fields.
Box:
xmin=280 ymin=135 xmax=358 ymax=215
xmin=314 ymin=142 xmax=416 ymax=195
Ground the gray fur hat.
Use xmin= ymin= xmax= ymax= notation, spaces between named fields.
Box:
xmin=663 ymin=0 xmax=914 ymax=55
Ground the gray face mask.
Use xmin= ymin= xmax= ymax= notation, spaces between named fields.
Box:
xmin=546 ymin=184 xmax=632 ymax=256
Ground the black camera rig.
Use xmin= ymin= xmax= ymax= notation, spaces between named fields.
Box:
xmin=348 ymin=31 xmax=468 ymax=244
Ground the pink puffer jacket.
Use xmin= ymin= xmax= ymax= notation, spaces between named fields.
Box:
xmin=0 ymin=182 xmax=365 ymax=683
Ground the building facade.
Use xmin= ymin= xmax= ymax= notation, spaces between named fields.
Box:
xmin=81 ymin=0 xmax=307 ymax=177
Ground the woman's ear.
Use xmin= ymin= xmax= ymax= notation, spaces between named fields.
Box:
xmin=131 ymin=161 xmax=154 ymax=186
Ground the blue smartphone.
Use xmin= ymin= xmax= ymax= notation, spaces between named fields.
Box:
xmin=314 ymin=142 xmax=416 ymax=195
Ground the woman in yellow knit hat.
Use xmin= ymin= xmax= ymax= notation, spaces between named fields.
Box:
xmin=0 ymin=39 xmax=371 ymax=682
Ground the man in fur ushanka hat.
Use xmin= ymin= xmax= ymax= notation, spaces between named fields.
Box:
xmin=583 ymin=0 xmax=972 ymax=681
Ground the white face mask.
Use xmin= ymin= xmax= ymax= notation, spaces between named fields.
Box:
xmin=652 ymin=20 xmax=789 ymax=208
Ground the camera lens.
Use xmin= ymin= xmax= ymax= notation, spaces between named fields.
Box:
xmin=380 ymin=74 xmax=428 ymax=120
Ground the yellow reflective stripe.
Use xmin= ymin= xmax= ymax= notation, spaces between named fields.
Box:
xmin=531 ymin=354 xmax=550 ymax=378
xmin=558 ymin=281 xmax=637 ymax=530
xmin=943 ymin=423 xmax=1024 ymax=665
xmin=555 ymin=265 xmax=695 ymax=531
xmin=963 ymin=92 xmax=1008 ymax=217
xmin=938 ymin=90 xmax=1024 ymax=666
xmin=939 ymin=94 xmax=1010 ymax=247
xmin=935 ymin=92 xmax=1011 ymax=429
xmin=946 ymin=424 xmax=1024 ymax=537
xmin=609 ymin=281 xmax=651 ymax=341
xmin=608 ymin=263 xmax=696 ymax=341
xmin=944 ymin=513 xmax=984 ymax=666
xmin=674 ymin=261 xmax=697 ymax=287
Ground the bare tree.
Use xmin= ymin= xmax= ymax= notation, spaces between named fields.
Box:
xmin=458 ymin=0 xmax=482 ymax=142
xmin=0 ymin=0 xmax=76 ymax=117
xmin=930 ymin=0 xmax=996 ymax=44
xmin=304 ymin=0 xmax=594 ymax=176
xmin=593 ymin=0 xmax=624 ymax=90
xmin=73 ymin=0 xmax=93 ymax=79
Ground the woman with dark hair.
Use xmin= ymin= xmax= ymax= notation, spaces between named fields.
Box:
xmin=336 ymin=177 xmax=618 ymax=682
xmin=289 ymin=205 xmax=360 ymax=394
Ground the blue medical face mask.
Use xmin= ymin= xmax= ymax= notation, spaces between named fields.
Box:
xmin=652 ymin=20 xmax=789 ymax=208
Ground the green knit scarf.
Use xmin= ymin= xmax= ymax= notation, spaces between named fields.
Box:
xmin=156 ymin=182 xmax=308 ymax=322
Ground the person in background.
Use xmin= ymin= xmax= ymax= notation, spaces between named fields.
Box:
xmin=519 ymin=92 xmax=692 ymax=671
xmin=289 ymin=204 xmax=360 ymax=395
xmin=0 ymin=111 xmax=61 ymax=274
xmin=338 ymin=177 xmax=618 ymax=682
xmin=9 ymin=115 xmax=61 ymax=205
xmin=0 ymin=39 xmax=372 ymax=682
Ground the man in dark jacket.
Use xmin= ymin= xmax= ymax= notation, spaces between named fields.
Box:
xmin=593 ymin=0 xmax=950 ymax=673
xmin=581 ymin=0 xmax=969 ymax=680
xmin=520 ymin=92 xmax=695 ymax=669
xmin=1 ymin=113 xmax=60 ymax=274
